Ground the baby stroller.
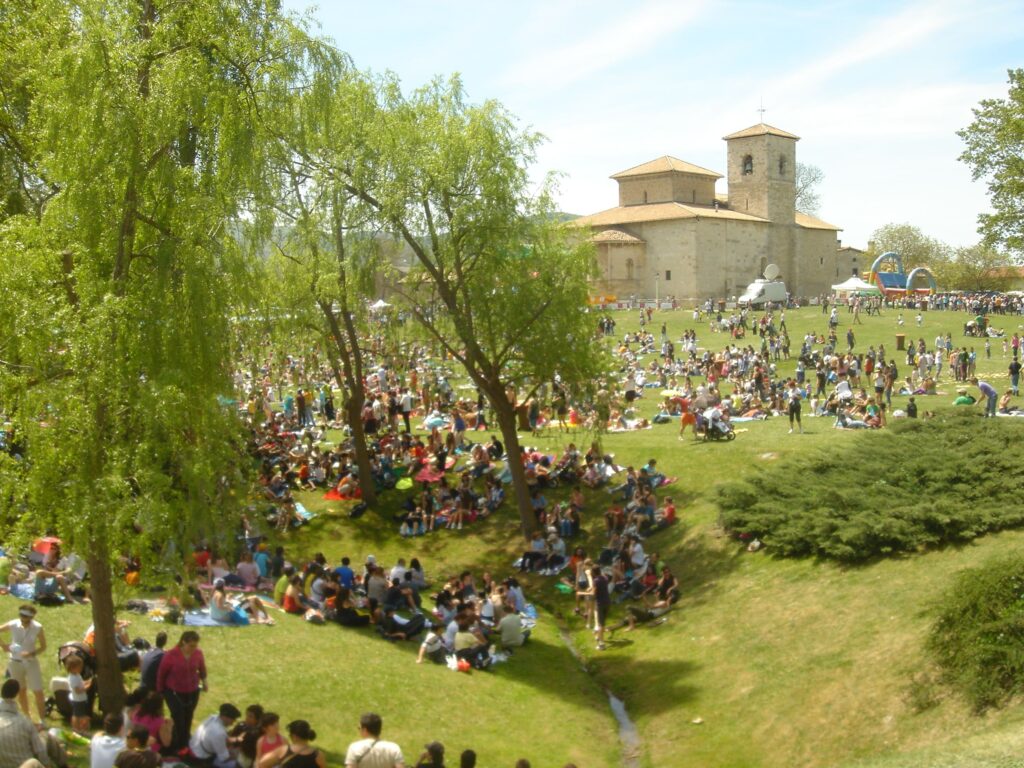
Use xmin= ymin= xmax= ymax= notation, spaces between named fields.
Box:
xmin=702 ymin=409 xmax=736 ymax=442
xmin=47 ymin=641 xmax=97 ymax=722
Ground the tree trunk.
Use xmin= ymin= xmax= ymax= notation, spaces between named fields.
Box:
xmin=492 ymin=398 xmax=535 ymax=539
xmin=318 ymin=301 xmax=376 ymax=505
xmin=344 ymin=392 xmax=377 ymax=503
xmin=86 ymin=540 xmax=125 ymax=715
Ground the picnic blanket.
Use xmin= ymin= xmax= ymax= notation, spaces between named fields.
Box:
xmin=415 ymin=468 xmax=445 ymax=483
xmin=323 ymin=488 xmax=361 ymax=501
xmin=295 ymin=503 xmax=316 ymax=521
xmin=184 ymin=610 xmax=246 ymax=627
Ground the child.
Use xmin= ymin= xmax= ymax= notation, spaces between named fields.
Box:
xmin=256 ymin=712 xmax=284 ymax=763
xmin=66 ymin=655 xmax=91 ymax=734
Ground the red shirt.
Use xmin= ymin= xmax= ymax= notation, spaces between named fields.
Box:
xmin=156 ymin=645 xmax=206 ymax=694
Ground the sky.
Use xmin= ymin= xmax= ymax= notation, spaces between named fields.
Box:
xmin=283 ymin=0 xmax=1023 ymax=249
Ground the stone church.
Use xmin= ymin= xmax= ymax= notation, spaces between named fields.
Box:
xmin=574 ymin=123 xmax=859 ymax=302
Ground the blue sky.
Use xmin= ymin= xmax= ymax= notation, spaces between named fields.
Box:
xmin=283 ymin=0 xmax=1023 ymax=249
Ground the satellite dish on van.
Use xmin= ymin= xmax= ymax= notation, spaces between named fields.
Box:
xmin=763 ymin=263 xmax=780 ymax=280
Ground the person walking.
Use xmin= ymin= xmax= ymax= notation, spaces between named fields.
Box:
xmin=156 ymin=631 xmax=207 ymax=752
xmin=0 ymin=605 xmax=47 ymax=725
xmin=786 ymin=380 xmax=803 ymax=434
xmin=1009 ymin=355 xmax=1021 ymax=396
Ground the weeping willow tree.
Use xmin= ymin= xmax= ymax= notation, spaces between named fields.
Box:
xmin=331 ymin=75 xmax=607 ymax=538
xmin=0 ymin=0 xmax=314 ymax=713
xmin=257 ymin=57 xmax=385 ymax=504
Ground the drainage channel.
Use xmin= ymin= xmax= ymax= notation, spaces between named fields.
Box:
xmin=558 ymin=628 xmax=643 ymax=768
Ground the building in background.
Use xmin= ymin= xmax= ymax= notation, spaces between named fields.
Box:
xmin=575 ymin=123 xmax=855 ymax=303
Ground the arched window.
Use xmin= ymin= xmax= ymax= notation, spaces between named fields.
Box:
xmin=742 ymin=155 xmax=753 ymax=175
xmin=778 ymin=155 xmax=787 ymax=176
xmin=626 ymin=258 xmax=634 ymax=281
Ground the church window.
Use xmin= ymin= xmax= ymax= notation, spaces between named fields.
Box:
xmin=742 ymin=155 xmax=753 ymax=175
xmin=778 ymin=155 xmax=787 ymax=176
xmin=691 ymin=190 xmax=696 ymax=202
xmin=626 ymin=258 xmax=634 ymax=280
xmin=643 ymin=190 xmax=648 ymax=204
xmin=665 ymin=270 xmax=672 ymax=281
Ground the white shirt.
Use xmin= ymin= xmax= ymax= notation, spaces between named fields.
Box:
xmin=90 ymin=733 xmax=126 ymax=768
xmin=6 ymin=620 xmax=41 ymax=661
xmin=190 ymin=715 xmax=231 ymax=763
xmin=344 ymin=737 xmax=404 ymax=768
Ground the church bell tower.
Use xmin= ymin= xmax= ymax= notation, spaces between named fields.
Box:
xmin=723 ymin=123 xmax=798 ymax=224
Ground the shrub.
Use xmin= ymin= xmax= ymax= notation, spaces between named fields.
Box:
xmin=928 ymin=554 xmax=1024 ymax=712
xmin=717 ymin=412 xmax=1024 ymax=561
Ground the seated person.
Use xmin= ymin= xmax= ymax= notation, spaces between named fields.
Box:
xmin=416 ymin=629 xmax=448 ymax=664
xmin=952 ymin=388 xmax=976 ymax=405
xmin=281 ymin=575 xmax=308 ymax=615
xmin=609 ymin=601 xmax=673 ymax=633
xmin=518 ymin=531 xmax=548 ymax=573
xmin=208 ymin=581 xmax=272 ymax=625
xmin=453 ymin=617 xmax=489 ymax=667
xmin=834 ymin=408 xmax=869 ymax=429
xmin=330 ymin=588 xmax=369 ymax=627
xmin=190 ymin=703 xmax=241 ymax=768
xmin=998 ymin=390 xmax=1019 ymax=414
xmin=115 ymin=725 xmax=161 ymax=768
xmin=92 ymin=713 xmax=127 ymax=768
xmin=497 ymin=610 xmax=530 ymax=651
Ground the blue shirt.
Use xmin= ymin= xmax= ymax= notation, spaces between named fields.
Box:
xmin=334 ymin=565 xmax=355 ymax=589
xmin=253 ymin=551 xmax=271 ymax=578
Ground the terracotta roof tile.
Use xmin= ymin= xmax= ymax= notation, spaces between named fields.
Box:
xmin=611 ymin=155 xmax=722 ymax=180
xmin=591 ymin=229 xmax=645 ymax=244
xmin=573 ymin=202 xmax=769 ymax=228
xmin=722 ymin=123 xmax=801 ymax=141
xmin=795 ymin=211 xmax=842 ymax=231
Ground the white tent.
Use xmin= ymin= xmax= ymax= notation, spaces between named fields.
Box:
xmin=831 ymin=276 xmax=880 ymax=294
xmin=369 ymin=299 xmax=391 ymax=310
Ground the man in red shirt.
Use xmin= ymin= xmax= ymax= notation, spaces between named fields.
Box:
xmin=156 ymin=631 xmax=207 ymax=751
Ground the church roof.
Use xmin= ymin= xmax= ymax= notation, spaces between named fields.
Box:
xmin=611 ymin=155 xmax=722 ymax=180
xmin=591 ymin=229 xmax=645 ymax=244
xmin=795 ymin=211 xmax=842 ymax=231
xmin=722 ymin=123 xmax=801 ymax=141
xmin=573 ymin=202 xmax=769 ymax=228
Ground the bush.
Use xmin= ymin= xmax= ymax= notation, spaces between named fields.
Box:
xmin=928 ymin=554 xmax=1024 ymax=712
xmin=717 ymin=412 xmax=1024 ymax=561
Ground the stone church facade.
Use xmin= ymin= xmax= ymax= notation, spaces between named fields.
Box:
xmin=574 ymin=123 xmax=857 ymax=302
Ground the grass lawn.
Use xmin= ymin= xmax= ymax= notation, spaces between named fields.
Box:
xmin=15 ymin=305 xmax=1024 ymax=768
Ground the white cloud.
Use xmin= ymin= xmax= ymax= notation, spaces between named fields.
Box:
xmin=500 ymin=0 xmax=709 ymax=91
xmin=773 ymin=0 xmax=967 ymax=97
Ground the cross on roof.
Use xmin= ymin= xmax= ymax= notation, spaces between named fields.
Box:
xmin=757 ymin=98 xmax=767 ymax=120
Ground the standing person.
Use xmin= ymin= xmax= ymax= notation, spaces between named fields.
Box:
xmin=400 ymin=388 xmax=413 ymax=434
xmin=972 ymin=377 xmax=998 ymax=418
xmin=138 ymin=632 xmax=168 ymax=693
xmin=786 ymin=380 xmax=803 ymax=434
xmin=0 ymin=605 xmax=47 ymax=724
xmin=343 ymin=713 xmax=404 ymax=768
xmin=1009 ymin=355 xmax=1021 ymax=396
xmin=156 ymin=631 xmax=207 ymax=751
xmin=579 ymin=565 xmax=611 ymax=651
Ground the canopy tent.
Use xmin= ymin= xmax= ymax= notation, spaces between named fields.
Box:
xmin=832 ymin=276 xmax=880 ymax=294
xmin=368 ymin=299 xmax=391 ymax=311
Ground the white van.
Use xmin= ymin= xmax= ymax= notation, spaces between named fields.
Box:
xmin=737 ymin=279 xmax=788 ymax=308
